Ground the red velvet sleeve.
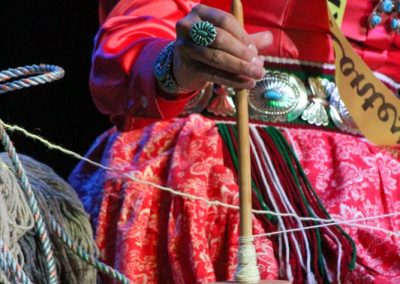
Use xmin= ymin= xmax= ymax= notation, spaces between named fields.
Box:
xmin=90 ymin=0 xmax=200 ymax=125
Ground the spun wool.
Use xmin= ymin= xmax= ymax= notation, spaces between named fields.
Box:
xmin=0 ymin=153 xmax=97 ymax=283
xmin=218 ymin=124 xmax=356 ymax=283
xmin=0 ymin=159 xmax=34 ymax=273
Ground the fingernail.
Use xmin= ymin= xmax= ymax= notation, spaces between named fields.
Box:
xmin=248 ymin=44 xmax=258 ymax=55
xmin=251 ymin=56 xmax=264 ymax=67
xmin=246 ymin=79 xmax=256 ymax=89
xmin=254 ymin=67 xmax=265 ymax=79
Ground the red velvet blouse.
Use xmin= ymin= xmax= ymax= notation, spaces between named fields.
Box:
xmin=92 ymin=0 xmax=400 ymax=130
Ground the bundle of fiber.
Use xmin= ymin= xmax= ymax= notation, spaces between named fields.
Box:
xmin=0 ymin=153 xmax=97 ymax=284
xmin=0 ymin=156 xmax=34 ymax=284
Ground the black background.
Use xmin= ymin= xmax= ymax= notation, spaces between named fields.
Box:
xmin=0 ymin=1 xmax=111 ymax=178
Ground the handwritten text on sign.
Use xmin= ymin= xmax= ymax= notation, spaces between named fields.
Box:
xmin=329 ymin=11 xmax=400 ymax=145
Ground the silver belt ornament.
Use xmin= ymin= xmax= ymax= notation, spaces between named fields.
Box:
xmin=249 ymin=71 xmax=308 ymax=123
xmin=184 ymin=70 xmax=360 ymax=135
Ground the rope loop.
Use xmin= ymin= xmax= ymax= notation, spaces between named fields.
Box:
xmin=0 ymin=63 xmax=132 ymax=283
xmin=0 ymin=64 xmax=65 ymax=94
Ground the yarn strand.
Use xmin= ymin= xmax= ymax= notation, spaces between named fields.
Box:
xmin=0 ymin=240 xmax=32 ymax=284
xmin=0 ymin=121 xmax=58 ymax=284
xmin=3 ymin=121 xmax=400 ymax=238
xmin=50 ymin=219 xmax=131 ymax=284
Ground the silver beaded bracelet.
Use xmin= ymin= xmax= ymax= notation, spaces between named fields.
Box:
xmin=153 ymin=41 xmax=189 ymax=94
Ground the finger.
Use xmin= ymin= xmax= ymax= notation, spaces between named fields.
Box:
xmin=191 ymin=4 xmax=252 ymax=46
xmin=193 ymin=62 xmax=256 ymax=89
xmin=177 ymin=16 xmax=258 ymax=63
xmin=210 ymin=27 xmax=258 ymax=62
xmin=249 ymin=31 xmax=274 ymax=53
xmin=175 ymin=13 xmax=199 ymax=40
xmin=184 ymin=44 xmax=265 ymax=79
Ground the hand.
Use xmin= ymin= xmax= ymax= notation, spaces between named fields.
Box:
xmin=173 ymin=4 xmax=273 ymax=92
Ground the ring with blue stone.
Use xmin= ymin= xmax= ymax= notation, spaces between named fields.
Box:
xmin=190 ymin=21 xmax=217 ymax=47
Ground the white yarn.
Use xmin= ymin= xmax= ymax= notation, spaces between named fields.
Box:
xmin=322 ymin=255 xmax=334 ymax=283
xmin=3 ymin=121 xmax=399 ymax=238
xmin=252 ymin=214 xmax=400 ymax=238
xmin=309 ymin=206 xmax=342 ymax=284
xmin=249 ymin=127 xmax=293 ymax=282
xmin=0 ymin=122 xmax=347 ymax=222
xmin=0 ymin=160 xmax=34 ymax=272
xmin=288 ymin=125 xmax=344 ymax=284
xmin=281 ymin=128 xmax=301 ymax=159
xmin=251 ymin=127 xmax=309 ymax=274
xmin=234 ymin=236 xmax=260 ymax=283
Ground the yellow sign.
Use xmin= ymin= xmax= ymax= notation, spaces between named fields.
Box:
xmin=328 ymin=10 xmax=400 ymax=145
xmin=327 ymin=0 xmax=348 ymax=27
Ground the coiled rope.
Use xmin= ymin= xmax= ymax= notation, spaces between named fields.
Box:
xmin=0 ymin=240 xmax=32 ymax=284
xmin=0 ymin=65 xmax=131 ymax=284
xmin=50 ymin=220 xmax=129 ymax=284
xmin=0 ymin=122 xmax=58 ymax=284
xmin=0 ymin=65 xmax=64 ymax=95
xmin=0 ymin=64 xmax=62 ymax=284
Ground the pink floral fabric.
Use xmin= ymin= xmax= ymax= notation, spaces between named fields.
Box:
xmin=69 ymin=114 xmax=400 ymax=283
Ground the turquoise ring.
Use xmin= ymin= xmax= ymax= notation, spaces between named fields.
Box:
xmin=190 ymin=21 xmax=217 ymax=47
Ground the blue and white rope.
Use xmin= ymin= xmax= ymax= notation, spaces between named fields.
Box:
xmin=0 ymin=65 xmax=64 ymax=95
xmin=0 ymin=64 xmax=63 ymax=284
xmin=0 ymin=121 xmax=58 ymax=284
xmin=50 ymin=220 xmax=131 ymax=284
xmin=0 ymin=64 xmax=132 ymax=284
xmin=0 ymin=119 xmax=133 ymax=283
xmin=0 ymin=240 xmax=32 ymax=284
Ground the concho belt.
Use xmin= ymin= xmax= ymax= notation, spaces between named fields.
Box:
xmin=183 ymin=70 xmax=360 ymax=135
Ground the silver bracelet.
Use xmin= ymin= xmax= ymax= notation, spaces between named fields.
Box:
xmin=153 ymin=41 xmax=190 ymax=94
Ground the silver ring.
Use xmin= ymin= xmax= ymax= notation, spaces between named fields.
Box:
xmin=190 ymin=21 xmax=217 ymax=47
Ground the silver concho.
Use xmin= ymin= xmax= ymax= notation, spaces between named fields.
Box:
xmin=329 ymin=87 xmax=361 ymax=135
xmin=301 ymin=77 xmax=333 ymax=126
xmin=249 ymin=71 xmax=308 ymax=122
xmin=207 ymin=85 xmax=236 ymax=116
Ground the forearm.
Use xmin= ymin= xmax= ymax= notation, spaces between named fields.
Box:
xmin=90 ymin=0 xmax=200 ymax=118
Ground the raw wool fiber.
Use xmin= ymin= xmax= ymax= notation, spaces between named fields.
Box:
xmin=0 ymin=155 xmax=34 ymax=284
xmin=0 ymin=153 xmax=97 ymax=284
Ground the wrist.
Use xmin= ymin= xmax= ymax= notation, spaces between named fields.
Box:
xmin=153 ymin=41 xmax=193 ymax=95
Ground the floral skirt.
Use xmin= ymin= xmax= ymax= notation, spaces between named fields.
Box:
xmin=69 ymin=114 xmax=400 ymax=284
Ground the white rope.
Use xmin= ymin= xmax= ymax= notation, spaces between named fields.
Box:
xmin=3 ymin=122 xmax=400 ymax=238
xmin=0 ymin=123 xmax=341 ymax=221
xmin=282 ymin=129 xmax=341 ymax=283
xmin=252 ymin=126 xmax=309 ymax=271
xmin=252 ymin=213 xmax=400 ymax=238
xmin=250 ymin=126 xmax=293 ymax=281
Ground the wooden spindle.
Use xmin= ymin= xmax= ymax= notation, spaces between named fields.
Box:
xmin=211 ymin=1 xmax=291 ymax=283
xmin=231 ymin=0 xmax=253 ymax=250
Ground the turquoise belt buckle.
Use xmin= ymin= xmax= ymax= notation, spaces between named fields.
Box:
xmin=249 ymin=70 xmax=308 ymax=122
